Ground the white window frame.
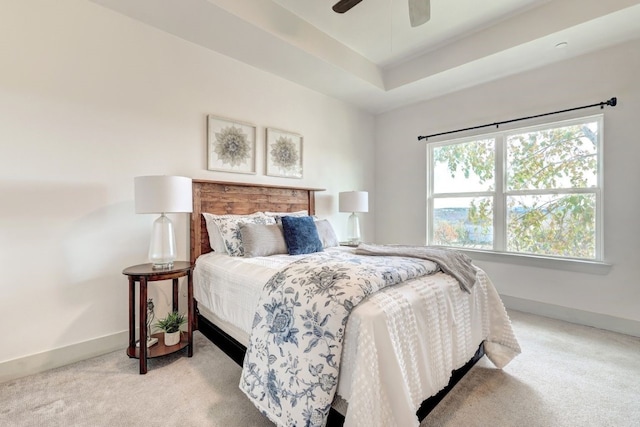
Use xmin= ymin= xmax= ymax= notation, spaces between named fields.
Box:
xmin=427 ymin=114 xmax=604 ymax=263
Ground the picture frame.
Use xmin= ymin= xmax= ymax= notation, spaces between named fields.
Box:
xmin=207 ymin=115 xmax=256 ymax=174
xmin=265 ymin=128 xmax=303 ymax=179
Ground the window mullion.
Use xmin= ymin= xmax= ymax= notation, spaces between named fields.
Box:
xmin=426 ymin=146 xmax=434 ymax=244
xmin=431 ymin=191 xmax=494 ymax=198
xmin=494 ymin=135 xmax=505 ymax=251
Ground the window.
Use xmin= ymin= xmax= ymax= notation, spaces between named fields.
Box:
xmin=427 ymin=115 xmax=602 ymax=261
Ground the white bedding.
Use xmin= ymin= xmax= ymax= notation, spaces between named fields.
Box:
xmin=194 ymin=247 xmax=520 ymax=427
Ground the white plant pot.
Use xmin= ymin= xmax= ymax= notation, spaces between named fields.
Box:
xmin=164 ymin=331 xmax=181 ymax=346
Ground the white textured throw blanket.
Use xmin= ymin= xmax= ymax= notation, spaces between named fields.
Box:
xmin=339 ymin=268 xmax=521 ymax=427
xmin=239 ymin=250 xmax=438 ymax=427
xmin=355 ymin=244 xmax=477 ymax=293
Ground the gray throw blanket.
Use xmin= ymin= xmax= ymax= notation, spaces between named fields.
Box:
xmin=355 ymin=243 xmax=477 ymax=293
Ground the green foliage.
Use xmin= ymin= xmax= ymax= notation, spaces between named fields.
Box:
xmin=434 ymin=138 xmax=495 ymax=186
xmin=506 ymin=194 xmax=596 ymax=258
xmin=432 ymin=122 xmax=598 ymax=258
xmin=506 ymin=124 xmax=597 ymax=191
xmin=154 ymin=311 xmax=187 ymax=334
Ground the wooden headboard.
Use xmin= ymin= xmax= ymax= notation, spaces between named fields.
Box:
xmin=190 ymin=180 xmax=325 ymax=263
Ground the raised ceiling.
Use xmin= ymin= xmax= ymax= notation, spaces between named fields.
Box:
xmin=90 ymin=0 xmax=640 ymax=113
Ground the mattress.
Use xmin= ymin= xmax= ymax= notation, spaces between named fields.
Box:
xmin=193 ymin=247 xmax=520 ymax=427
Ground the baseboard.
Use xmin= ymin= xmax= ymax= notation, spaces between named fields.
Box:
xmin=4 ymin=298 xmax=638 ymax=383
xmin=501 ymin=295 xmax=640 ymax=338
xmin=0 ymin=330 xmax=129 ymax=384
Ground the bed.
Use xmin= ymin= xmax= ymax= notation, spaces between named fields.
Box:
xmin=189 ymin=179 xmax=520 ymax=427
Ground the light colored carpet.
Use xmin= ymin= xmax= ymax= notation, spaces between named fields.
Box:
xmin=2 ymin=310 xmax=639 ymax=427
xmin=423 ymin=311 xmax=640 ymax=427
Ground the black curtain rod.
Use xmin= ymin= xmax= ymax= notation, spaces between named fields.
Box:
xmin=417 ymin=97 xmax=617 ymax=141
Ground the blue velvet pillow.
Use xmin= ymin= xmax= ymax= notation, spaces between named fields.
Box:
xmin=281 ymin=215 xmax=324 ymax=255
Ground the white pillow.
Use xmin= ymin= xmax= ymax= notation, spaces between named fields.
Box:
xmin=239 ymin=223 xmax=288 ymax=258
xmin=264 ymin=210 xmax=308 ymax=217
xmin=264 ymin=210 xmax=309 ymax=224
xmin=202 ymin=212 xmax=273 ymax=256
xmin=202 ymin=212 xmax=242 ymax=253
xmin=315 ymin=219 xmax=339 ymax=248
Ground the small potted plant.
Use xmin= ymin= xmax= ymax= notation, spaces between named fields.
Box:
xmin=154 ymin=311 xmax=187 ymax=346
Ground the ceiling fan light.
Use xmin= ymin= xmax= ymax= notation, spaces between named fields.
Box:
xmin=409 ymin=0 xmax=430 ymax=27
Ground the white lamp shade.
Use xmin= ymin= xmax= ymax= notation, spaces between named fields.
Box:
xmin=339 ymin=191 xmax=369 ymax=213
xmin=135 ymin=176 xmax=193 ymax=214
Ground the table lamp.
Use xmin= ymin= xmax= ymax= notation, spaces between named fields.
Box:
xmin=339 ymin=191 xmax=368 ymax=245
xmin=134 ymin=175 xmax=193 ymax=269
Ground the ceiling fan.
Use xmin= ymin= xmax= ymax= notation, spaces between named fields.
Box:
xmin=332 ymin=0 xmax=431 ymax=27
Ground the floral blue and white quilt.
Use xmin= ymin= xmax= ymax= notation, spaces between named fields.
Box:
xmin=239 ymin=250 xmax=439 ymax=427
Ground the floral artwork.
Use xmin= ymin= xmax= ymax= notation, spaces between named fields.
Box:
xmin=214 ymin=126 xmax=251 ymax=166
xmin=207 ymin=115 xmax=256 ymax=174
xmin=270 ymin=137 xmax=299 ymax=170
xmin=266 ymin=128 xmax=303 ymax=178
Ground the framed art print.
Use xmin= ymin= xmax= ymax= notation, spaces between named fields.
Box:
xmin=265 ymin=128 xmax=303 ymax=179
xmin=207 ymin=115 xmax=256 ymax=174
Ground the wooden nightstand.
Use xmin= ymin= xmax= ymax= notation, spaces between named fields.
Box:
xmin=122 ymin=261 xmax=194 ymax=374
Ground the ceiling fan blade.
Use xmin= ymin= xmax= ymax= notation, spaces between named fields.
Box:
xmin=408 ymin=0 xmax=430 ymax=27
xmin=333 ymin=0 xmax=364 ymax=14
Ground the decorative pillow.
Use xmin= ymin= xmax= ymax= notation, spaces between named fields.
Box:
xmin=202 ymin=212 xmax=274 ymax=256
xmin=264 ymin=210 xmax=308 ymax=217
xmin=315 ymin=219 xmax=339 ymax=248
xmin=202 ymin=213 xmax=227 ymax=253
xmin=281 ymin=216 xmax=323 ymax=255
xmin=240 ymin=223 xmax=288 ymax=258
xmin=264 ymin=210 xmax=309 ymax=224
xmin=202 ymin=213 xmax=231 ymax=253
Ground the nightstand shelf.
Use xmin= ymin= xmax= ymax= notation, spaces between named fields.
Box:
xmin=126 ymin=332 xmax=190 ymax=359
xmin=122 ymin=261 xmax=194 ymax=374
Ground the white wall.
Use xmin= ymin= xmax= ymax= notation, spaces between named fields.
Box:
xmin=0 ymin=0 xmax=374 ymax=378
xmin=375 ymin=39 xmax=640 ymax=334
